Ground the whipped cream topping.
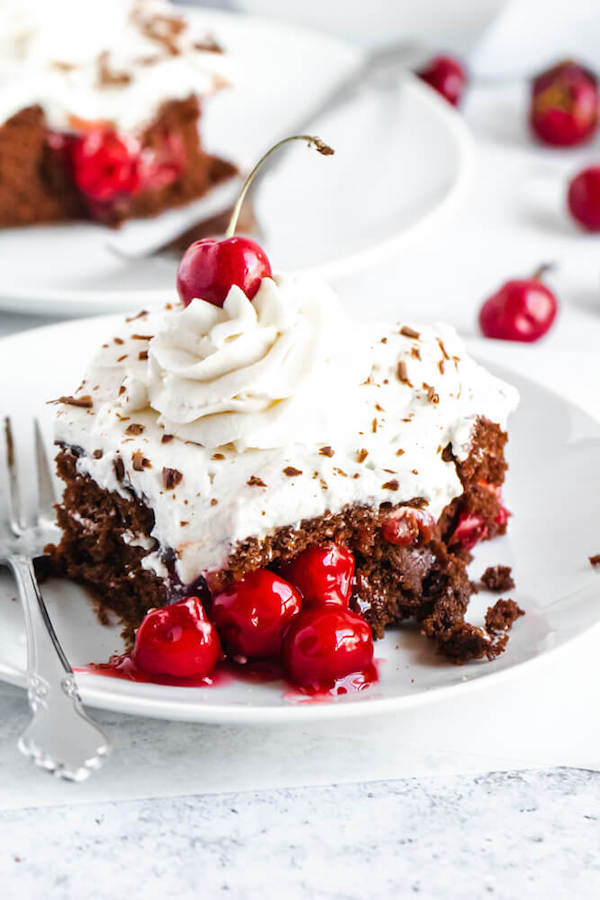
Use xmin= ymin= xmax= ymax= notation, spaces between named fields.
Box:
xmin=54 ymin=275 xmax=519 ymax=584
xmin=0 ymin=0 xmax=232 ymax=132
xmin=119 ymin=276 xmax=367 ymax=451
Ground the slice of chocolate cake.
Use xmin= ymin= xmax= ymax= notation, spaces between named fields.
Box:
xmin=0 ymin=0 xmax=236 ymax=228
xmin=48 ymin=272 xmax=520 ymax=672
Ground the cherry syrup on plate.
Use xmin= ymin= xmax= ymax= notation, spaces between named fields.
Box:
xmin=75 ymin=653 xmax=379 ymax=701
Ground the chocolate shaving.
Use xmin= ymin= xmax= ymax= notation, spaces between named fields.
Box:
xmin=210 ymin=498 xmax=218 ymax=506
xmin=116 ymin=354 xmax=128 ymax=363
xmin=118 ymin=385 xmax=126 ymax=396
xmin=162 ymin=467 xmax=183 ymax=489
xmin=58 ymin=395 xmax=93 ymax=409
xmin=382 ymin=479 xmax=399 ymax=491
xmin=283 ymin=466 xmax=302 ymax=477
xmin=138 ymin=350 xmax=149 ymax=361
xmin=356 ymin=449 xmax=368 ymax=463
xmin=396 ymin=361 xmax=411 ymax=386
xmin=113 ymin=337 xmax=124 ymax=345
xmin=247 ymin=475 xmax=267 ymax=487
xmin=423 ymin=383 xmax=439 ymax=404
xmin=319 ymin=446 xmax=334 ymax=457
xmin=132 ymin=451 xmax=151 ymax=472
xmin=211 ymin=453 xmax=225 ymax=460
xmin=92 ymin=449 xmax=103 ymax=459
xmin=161 ymin=434 xmax=174 ymax=444
xmin=372 ymin=418 xmax=378 ymax=433
xmin=125 ymin=310 xmax=148 ymax=323
xmin=193 ymin=36 xmax=223 ymax=53
xmin=131 ymin=334 xmax=153 ymax=341
xmin=125 ymin=423 xmax=145 ymax=436
xmin=589 ymin=555 xmax=600 ymax=567
xmin=97 ymin=51 xmax=131 ymax=87
xmin=51 ymin=60 xmax=77 ymax=72
xmin=400 ymin=326 xmax=420 ymax=339
xmin=438 ymin=338 xmax=450 ymax=360
xmin=113 ymin=457 xmax=125 ymax=481
xmin=140 ymin=13 xmax=186 ymax=56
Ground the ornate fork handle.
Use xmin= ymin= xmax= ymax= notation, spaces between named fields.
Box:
xmin=9 ymin=554 xmax=110 ymax=781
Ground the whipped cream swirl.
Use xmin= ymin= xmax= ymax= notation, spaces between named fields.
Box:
xmin=121 ymin=275 xmax=367 ymax=450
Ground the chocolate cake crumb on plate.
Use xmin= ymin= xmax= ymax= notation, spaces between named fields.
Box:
xmin=485 ymin=599 xmax=525 ymax=635
xmin=481 ymin=565 xmax=515 ymax=592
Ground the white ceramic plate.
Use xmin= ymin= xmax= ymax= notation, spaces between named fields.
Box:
xmin=0 ymin=317 xmax=599 ymax=723
xmin=0 ymin=9 xmax=473 ymax=316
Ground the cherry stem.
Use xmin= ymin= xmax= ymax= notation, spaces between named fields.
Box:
xmin=224 ymin=134 xmax=335 ymax=239
xmin=531 ymin=262 xmax=555 ymax=281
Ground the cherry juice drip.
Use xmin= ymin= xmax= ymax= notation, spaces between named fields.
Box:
xmin=75 ymin=652 xmax=379 ymax=700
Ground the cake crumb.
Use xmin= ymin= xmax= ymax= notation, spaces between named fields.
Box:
xmin=485 ymin=599 xmax=525 ymax=634
xmin=481 ymin=565 xmax=515 ymax=592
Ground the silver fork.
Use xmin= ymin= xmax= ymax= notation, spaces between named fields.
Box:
xmin=0 ymin=417 xmax=110 ymax=781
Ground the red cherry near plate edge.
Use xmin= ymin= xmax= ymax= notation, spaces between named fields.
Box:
xmin=529 ymin=60 xmax=599 ymax=147
xmin=479 ymin=264 xmax=558 ymax=342
xmin=416 ymin=54 xmax=467 ymax=107
xmin=567 ymin=166 xmax=600 ymax=231
xmin=176 ymin=134 xmax=334 ymax=308
xmin=132 ymin=596 xmax=222 ymax=679
xmin=282 ymin=604 xmax=375 ymax=691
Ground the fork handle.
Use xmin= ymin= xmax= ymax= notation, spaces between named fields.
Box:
xmin=9 ymin=554 xmax=110 ymax=780
xmin=10 ymin=554 xmax=72 ymax=686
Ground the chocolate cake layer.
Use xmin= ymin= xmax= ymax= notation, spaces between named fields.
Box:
xmin=48 ymin=420 xmax=515 ymax=662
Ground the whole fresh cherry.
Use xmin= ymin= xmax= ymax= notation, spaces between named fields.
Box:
xmin=72 ymin=129 xmax=142 ymax=201
xmin=567 ymin=166 xmax=600 ymax=230
xmin=177 ymin=236 xmax=271 ymax=308
xmin=382 ymin=507 xmax=436 ymax=547
xmin=211 ymin=569 xmax=302 ymax=659
xmin=478 ymin=266 xmax=558 ymax=342
xmin=279 ymin=543 xmax=355 ymax=608
xmin=282 ymin=604 xmax=374 ymax=690
xmin=529 ymin=60 xmax=599 ymax=147
xmin=133 ymin=597 xmax=221 ymax=679
xmin=416 ymin=55 xmax=467 ymax=107
xmin=176 ymin=134 xmax=334 ymax=308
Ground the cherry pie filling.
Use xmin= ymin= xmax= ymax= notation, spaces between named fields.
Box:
xmin=46 ymin=125 xmax=186 ymax=218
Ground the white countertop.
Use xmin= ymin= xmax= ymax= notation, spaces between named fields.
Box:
xmin=2 ymin=69 xmax=600 ymax=897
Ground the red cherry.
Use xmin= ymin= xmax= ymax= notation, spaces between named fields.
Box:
xmin=416 ymin=55 xmax=467 ymax=106
xmin=567 ymin=167 xmax=600 ymax=231
xmin=133 ymin=597 xmax=221 ymax=679
xmin=450 ymin=512 xmax=488 ymax=551
xmin=211 ymin=569 xmax=302 ymax=659
xmin=382 ymin=507 xmax=436 ymax=547
xmin=530 ymin=61 xmax=599 ymax=147
xmin=72 ymin=129 xmax=142 ymax=201
xmin=176 ymin=236 xmax=272 ymax=308
xmin=279 ymin=544 xmax=355 ymax=608
xmin=479 ymin=271 xmax=558 ymax=342
xmin=282 ymin=604 xmax=374 ymax=690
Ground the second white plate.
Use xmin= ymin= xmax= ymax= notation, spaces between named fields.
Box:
xmin=0 ymin=8 xmax=472 ymax=315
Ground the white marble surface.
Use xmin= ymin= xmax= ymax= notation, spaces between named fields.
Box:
xmin=1 ymin=770 xmax=599 ymax=899
xmin=3 ymin=35 xmax=600 ymax=899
